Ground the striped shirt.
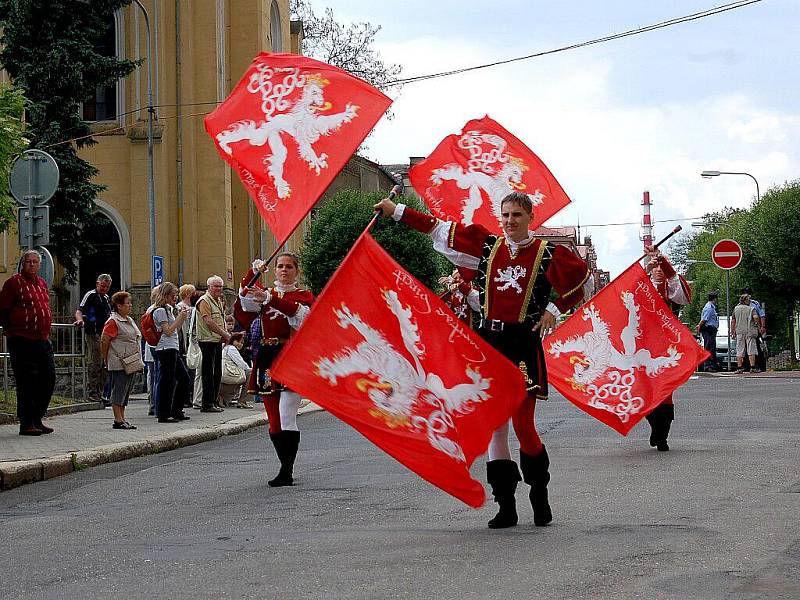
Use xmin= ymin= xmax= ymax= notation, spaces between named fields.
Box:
xmin=0 ymin=273 xmax=53 ymax=340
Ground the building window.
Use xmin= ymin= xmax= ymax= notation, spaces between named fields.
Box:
xmin=83 ymin=13 xmax=119 ymax=122
xmin=270 ymin=1 xmax=283 ymax=52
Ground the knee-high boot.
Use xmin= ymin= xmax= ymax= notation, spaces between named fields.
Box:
xmin=268 ymin=430 xmax=300 ymax=487
xmin=520 ymin=447 xmax=553 ymax=526
xmin=486 ymin=459 xmax=522 ymax=529
xmin=646 ymin=403 xmax=674 ymax=452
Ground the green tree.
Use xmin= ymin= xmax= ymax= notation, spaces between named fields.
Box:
xmin=670 ymin=182 xmax=800 ymax=353
xmin=299 ymin=190 xmax=449 ymax=295
xmin=0 ymin=0 xmax=138 ymax=283
xmin=0 ymin=85 xmax=28 ymax=233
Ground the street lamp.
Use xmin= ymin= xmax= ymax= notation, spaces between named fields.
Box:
xmin=701 ymin=170 xmax=760 ymax=202
xmin=132 ymin=0 xmax=157 ymax=282
xmin=686 ymin=258 xmax=732 ymax=369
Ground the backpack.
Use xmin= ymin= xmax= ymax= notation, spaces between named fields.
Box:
xmin=140 ymin=307 xmax=162 ymax=347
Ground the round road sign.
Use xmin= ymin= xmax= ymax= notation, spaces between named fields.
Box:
xmin=711 ymin=238 xmax=742 ymax=270
xmin=9 ymin=149 xmax=60 ymax=206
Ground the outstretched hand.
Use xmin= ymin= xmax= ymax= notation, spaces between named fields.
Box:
xmin=532 ymin=311 xmax=557 ymax=338
xmin=373 ymin=197 xmax=397 ymax=217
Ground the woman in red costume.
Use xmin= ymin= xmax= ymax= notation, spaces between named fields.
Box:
xmin=239 ymin=253 xmax=314 ymax=486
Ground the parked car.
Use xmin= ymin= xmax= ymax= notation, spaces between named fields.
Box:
xmin=698 ymin=316 xmax=736 ymax=370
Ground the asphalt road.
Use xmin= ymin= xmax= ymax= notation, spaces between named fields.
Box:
xmin=1 ymin=376 xmax=798 ymax=600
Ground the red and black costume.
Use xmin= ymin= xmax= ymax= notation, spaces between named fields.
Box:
xmin=239 ymin=268 xmax=314 ymax=486
xmin=393 ymin=204 xmax=591 ymax=527
xmin=644 ymin=255 xmax=691 ymax=451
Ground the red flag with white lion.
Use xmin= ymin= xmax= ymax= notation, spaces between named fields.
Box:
xmin=543 ymin=263 xmax=708 ymax=435
xmin=271 ymin=233 xmax=527 ymax=507
xmin=408 ymin=115 xmax=571 ymax=232
xmin=204 ymin=53 xmax=392 ymax=244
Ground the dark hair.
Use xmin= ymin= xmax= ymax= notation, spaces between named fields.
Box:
xmin=500 ymin=192 xmax=533 ymax=215
xmin=111 ymin=291 xmax=131 ymax=312
xmin=190 ymin=290 xmax=203 ymax=307
xmin=275 ymin=252 xmax=300 ymax=269
xmin=708 ymin=291 xmax=718 ymax=300
xmin=227 ymin=331 xmax=245 ymax=345
xmin=741 ymin=287 xmax=752 ymax=295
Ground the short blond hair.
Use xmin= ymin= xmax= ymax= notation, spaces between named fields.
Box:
xmin=179 ymin=284 xmax=196 ymax=301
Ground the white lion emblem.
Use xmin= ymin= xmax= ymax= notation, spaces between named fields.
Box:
xmin=548 ymin=291 xmax=682 ymax=421
xmin=430 ymin=132 xmax=544 ymax=225
xmin=315 ymin=289 xmax=491 ymax=461
xmin=216 ymin=67 xmax=359 ymax=200
xmin=494 ymin=265 xmax=527 ymax=293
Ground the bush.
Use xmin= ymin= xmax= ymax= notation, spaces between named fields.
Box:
xmin=299 ymin=189 xmax=449 ymax=295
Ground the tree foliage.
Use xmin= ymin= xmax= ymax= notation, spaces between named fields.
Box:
xmin=290 ymin=0 xmax=402 ymax=92
xmin=0 ymin=0 xmax=138 ymax=283
xmin=299 ymin=190 xmax=449 ymax=295
xmin=0 ymin=85 xmax=28 ymax=233
xmin=668 ymin=181 xmax=800 ymax=352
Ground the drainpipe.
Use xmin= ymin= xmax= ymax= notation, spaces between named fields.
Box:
xmin=175 ymin=0 xmax=185 ymax=284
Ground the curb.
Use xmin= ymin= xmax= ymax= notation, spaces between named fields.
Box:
xmin=0 ymin=403 xmax=322 ymax=492
xmin=0 ymin=401 xmax=103 ymax=425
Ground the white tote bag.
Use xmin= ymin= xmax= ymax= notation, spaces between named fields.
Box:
xmin=186 ymin=308 xmax=202 ymax=370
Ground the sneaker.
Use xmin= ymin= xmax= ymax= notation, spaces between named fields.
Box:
xmin=113 ymin=421 xmax=137 ymax=430
xmin=200 ymin=406 xmax=224 ymax=413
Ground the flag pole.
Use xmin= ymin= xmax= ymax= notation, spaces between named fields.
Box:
xmin=367 ymin=184 xmax=402 ymax=234
xmin=634 ymin=225 xmax=682 ymax=265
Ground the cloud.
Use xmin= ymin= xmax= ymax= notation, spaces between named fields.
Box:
xmin=366 ymin=35 xmax=800 ymax=277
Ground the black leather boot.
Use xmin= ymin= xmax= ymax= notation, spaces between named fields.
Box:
xmin=268 ymin=430 xmax=300 ymax=487
xmin=486 ymin=459 xmax=522 ymax=529
xmin=646 ymin=404 xmax=674 ymax=451
xmin=520 ymin=448 xmax=553 ymax=526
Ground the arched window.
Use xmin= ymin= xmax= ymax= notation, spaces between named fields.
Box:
xmin=83 ymin=12 xmax=122 ymax=122
xmin=270 ymin=1 xmax=283 ymax=52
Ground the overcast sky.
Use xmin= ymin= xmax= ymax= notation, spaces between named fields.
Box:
xmin=318 ymin=0 xmax=798 ymax=276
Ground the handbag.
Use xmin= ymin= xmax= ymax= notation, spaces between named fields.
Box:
xmin=221 ymin=354 xmax=246 ymax=385
xmin=118 ymin=350 xmax=145 ymax=375
xmin=186 ymin=308 xmax=202 ymax=370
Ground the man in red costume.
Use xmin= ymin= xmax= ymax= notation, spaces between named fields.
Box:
xmin=239 ymin=254 xmax=314 ymax=486
xmin=643 ymin=246 xmax=691 ymax=451
xmin=375 ymin=191 xmax=592 ymax=529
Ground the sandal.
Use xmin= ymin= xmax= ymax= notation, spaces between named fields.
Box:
xmin=734 ymin=369 xmax=744 ymax=374
xmin=113 ymin=421 xmax=137 ymax=430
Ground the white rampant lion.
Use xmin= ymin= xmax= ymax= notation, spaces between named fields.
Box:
xmin=315 ymin=290 xmax=491 ymax=461
xmin=429 ymin=132 xmax=545 ymax=225
xmin=216 ymin=74 xmax=358 ymax=199
xmin=548 ymin=291 xmax=682 ymax=390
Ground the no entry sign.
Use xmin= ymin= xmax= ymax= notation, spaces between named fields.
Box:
xmin=711 ymin=239 xmax=742 ymax=270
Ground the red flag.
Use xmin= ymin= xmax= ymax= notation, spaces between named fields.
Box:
xmin=543 ymin=264 xmax=709 ymax=435
xmin=408 ymin=115 xmax=571 ymax=232
xmin=204 ymin=53 xmax=392 ymax=245
xmin=271 ymin=233 xmax=527 ymax=507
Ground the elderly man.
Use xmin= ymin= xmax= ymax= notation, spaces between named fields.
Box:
xmin=75 ymin=274 xmax=113 ymax=404
xmin=196 ymin=275 xmax=231 ymax=412
xmin=0 ymin=250 xmax=56 ymax=435
xmin=375 ymin=191 xmax=592 ymax=529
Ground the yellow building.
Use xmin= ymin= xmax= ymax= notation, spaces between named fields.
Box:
xmin=2 ymin=0 xmax=395 ymax=312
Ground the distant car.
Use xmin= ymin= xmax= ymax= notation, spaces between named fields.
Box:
xmin=697 ymin=316 xmax=736 ymax=370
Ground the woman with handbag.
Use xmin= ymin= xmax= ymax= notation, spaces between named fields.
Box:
xmin=240 ymin=253 xmax=314 ymax=487
xmin=219 ymin=332 xmax=252 ymax=407
xmin=152 ymin=282 xmax=192 ymax=423
xmin=101 ymin=291 xmax=144 ymax=430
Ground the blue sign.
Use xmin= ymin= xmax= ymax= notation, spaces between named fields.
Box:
xmin=152 ymin=255 xmax=164 ymax=288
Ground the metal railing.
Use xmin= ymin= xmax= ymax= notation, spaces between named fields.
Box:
xmin=1 ymin=322 xmax=87 ymax=403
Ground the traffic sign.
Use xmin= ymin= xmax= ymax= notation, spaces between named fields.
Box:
xmin=711 ymin=239 xmax=742 ymax=270
xmin=152 ymin=255 xmax=164 ymax=288
xmin=17 ymin=205 xmax=50 ymax=247
xmin=9 ymin=149 xmax=60 ymax=206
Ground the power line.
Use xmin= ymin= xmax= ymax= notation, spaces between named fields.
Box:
xmin=553 ymin=216 xmax=703 ymax=229
xmin=385 ymin=0 xmax=763 ymax=86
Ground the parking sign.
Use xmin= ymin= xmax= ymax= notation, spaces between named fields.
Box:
xmin=152 ymin=255 xmax=164 ymax=288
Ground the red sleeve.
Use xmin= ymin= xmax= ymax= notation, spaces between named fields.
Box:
xmin=102 ymin=319 xmax=119 ymax=339
xmin=399 ymin=205 xmax=489 ymax=260
xmin=676 ymin=274 xmax=692 ymax=304
xmin=239 ymin=268 xmax=265 ymax=292
xmin=659 ymin=256 xmax=677 ymax=279
xmin=0 ymin=278 xmax=18 ymax=327
xmin=267 ymin=290 xmax=314 ymax=316
xmin=546 ymin=244 xmax=591 ymax=313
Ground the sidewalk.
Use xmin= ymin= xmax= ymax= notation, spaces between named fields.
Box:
xmin=0 ymin=394 xmax=321 ymax=491
xmin=696 ymin=369 xmax=800 ymax=379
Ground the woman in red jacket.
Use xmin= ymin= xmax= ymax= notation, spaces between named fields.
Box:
xmin=239 ymin=253 xmax=314 ymax=487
